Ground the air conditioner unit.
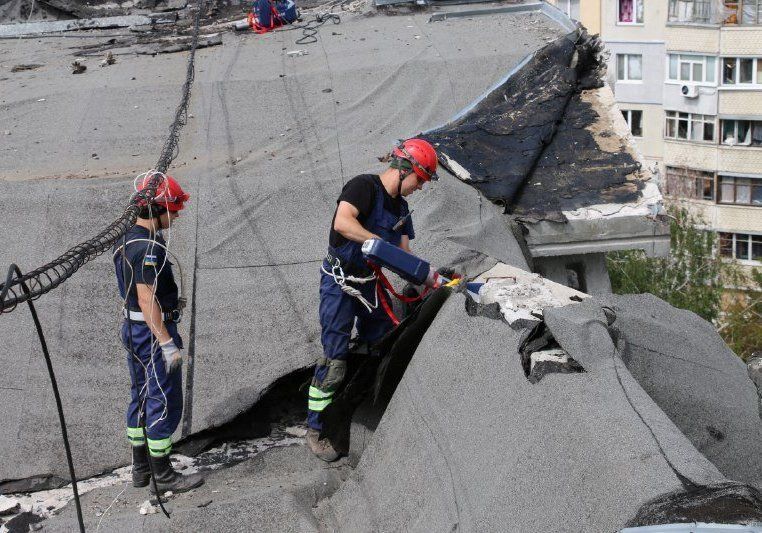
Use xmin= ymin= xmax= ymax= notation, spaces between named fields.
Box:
xmin=681 ymin=84 xmax=699 ymax=98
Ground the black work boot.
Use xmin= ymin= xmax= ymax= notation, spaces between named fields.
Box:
xmin=148 ymin=455 xmax=204 ymax=494
xmin=132 ymin=445 xmax=151 ymax=488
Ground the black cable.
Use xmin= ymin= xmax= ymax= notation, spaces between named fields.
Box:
xmin=261 ymin=10 xmax=341 ymax=45
xmin=293 ymin=12 xmax=340 ymax=45
xmin=0 ymin=0 xmax=205 ymax=314
xmin=0 ymin=265 xmax=85 ymax=533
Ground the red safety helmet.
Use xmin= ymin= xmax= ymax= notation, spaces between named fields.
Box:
xmin=137 ymin=174 xmax=190 ymax=212
xmin=392 ymin=138 xmax=439 ymax=182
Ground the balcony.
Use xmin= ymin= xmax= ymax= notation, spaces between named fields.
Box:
xmin=668 ymin=0 xmax=762 ymax=26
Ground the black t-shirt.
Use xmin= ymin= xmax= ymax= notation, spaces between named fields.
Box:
xmin=113 ymin=225 xmax=179 ymax=311
xmin=329 ymin=174 xmax=413 ymax=248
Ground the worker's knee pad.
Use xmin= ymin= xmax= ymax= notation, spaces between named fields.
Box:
xmin=313 ymin=357 xmax=347 ymax=392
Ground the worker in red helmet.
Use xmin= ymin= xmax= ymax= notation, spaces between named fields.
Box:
xmin=306 ymin=138 xmax=438 ymax=461
xmin=113 ymin=172 xmax=204 ymax=494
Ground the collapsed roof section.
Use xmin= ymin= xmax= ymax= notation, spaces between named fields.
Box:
xmin=422 ymin=27 xmax=669 ymax=261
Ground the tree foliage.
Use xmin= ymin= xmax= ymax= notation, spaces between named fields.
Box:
xmin=719 ymin=269 xmax=762 ymax=360
xmin=606 ymin=206 xmax=762 ymax=359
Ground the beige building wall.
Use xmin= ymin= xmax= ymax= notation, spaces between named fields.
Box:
xmin=664 ymin=27 xmax=719 ymax=53
xmin=715 ymin=205 xmax=762 ymax=233
xmin=580 ymin=0 xmax=600 ymax=35
xmin=718 ymin=147 xmax=762 ymax=175
xmin=664 ymin=141 xmax=718 ymax=170
xmin=721 ymin=26 xmax=762 ymax=55
xmin=547 ymin=0 xmax=762 ymax=278
xmin=719 ymin=91 xmax=762 ymax=116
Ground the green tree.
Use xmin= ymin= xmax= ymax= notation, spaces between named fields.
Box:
xmin=606 ymin=206 xmax=762 ymax=359
xmin=607 ymin=206 xmax=724 ymax=323
xmin=718 ymin=269 xmax=762 ymax=360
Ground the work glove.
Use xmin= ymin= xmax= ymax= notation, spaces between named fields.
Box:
xmin=160 ymin=339 xmax=182 ymax=373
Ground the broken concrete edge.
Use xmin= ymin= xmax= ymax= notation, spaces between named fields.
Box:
xmin=469 ymin=262 xmax=587 ymax=328
xmin=523 ymin=214 xmax=671 ymax=258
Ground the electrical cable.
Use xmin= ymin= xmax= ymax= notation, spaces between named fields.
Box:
xmin=293 ymin=12 xmax=340 ymax=45
xmin=0 ymin=0 xmax=205 ymax=314
xmin=0 ymin=265 xmax=85 ymax=533
xmin=0 ymin=1 xmax=206 ymax=528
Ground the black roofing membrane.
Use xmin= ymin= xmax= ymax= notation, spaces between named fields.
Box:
xmin=424 ymin=32 xmax=644 ymax=222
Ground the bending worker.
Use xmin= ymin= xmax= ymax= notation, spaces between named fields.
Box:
xmin=307 ymin=138 xmax=439 ymax=461
xmin=113 ymin=173 xmax=204 ymax=493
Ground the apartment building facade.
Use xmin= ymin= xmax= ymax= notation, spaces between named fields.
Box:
xmin=548 ymin=0 xmax=762 ymax=277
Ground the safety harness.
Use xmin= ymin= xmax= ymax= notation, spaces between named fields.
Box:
xmin=322 ymin=255 xmax=430 ymax=327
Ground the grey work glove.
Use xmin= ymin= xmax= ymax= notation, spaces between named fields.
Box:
xmin=160 ymin=339 xmax=182 ymax=373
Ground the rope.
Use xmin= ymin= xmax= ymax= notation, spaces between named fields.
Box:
xmin=0 ymin=0 xmax=205 ymax=314
xmin=321 ymin=260 xmax=377 ymax=313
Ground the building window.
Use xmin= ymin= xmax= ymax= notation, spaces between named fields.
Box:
xmin=722 ymin=0 xmax=762 ymax=24
xmin=719 ymin=175 xmax=762 ymax=205
xmin=618 ymin=0 xmax=644 ymax=24
xmin=722 ymin=57 xmax=762 ymax=85
xmin=668 ymin=54 xmax=716 ymax=83
xmin=721 ymin=119 xmax=762 ymax=146
xmin=741 ymin=0 xmax=762 ymax=24
xmin=665 ymin=111 xmax=715 ymax=142
xmin=617 ymin=54 xmax=643 ymax=81
xmin=668 ymin=0 xmax=713 ymax=23
xmin=621 ymin=109 xmax=643 ymax=137
xmin=665 ymin=166 xmax=715 ymax=200
xmin=719 ymin=232 xmax=762 ymax=262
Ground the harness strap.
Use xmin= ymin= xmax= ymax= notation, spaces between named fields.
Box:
xmin=248 ymin=1 xmax=285 ymax=34
xmin=369 ymin=263 xmax=430 ymax=303
xmin=368 ymin=263 xmax=430 ymax=326
xmin=375 ymin=282 xmax=400 ymax=326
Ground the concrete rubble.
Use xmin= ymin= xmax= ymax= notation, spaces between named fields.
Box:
xmin=1 ymin=1 xmax=761 ymax=531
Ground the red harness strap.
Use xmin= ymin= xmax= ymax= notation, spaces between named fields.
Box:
xmin=248 ymin=3 xmax=284 ymax=34
xmin=369 ymin=263 xmax=430 ymax=326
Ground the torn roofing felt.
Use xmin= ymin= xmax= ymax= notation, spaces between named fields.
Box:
xmin=422 ymin=30 xmax=645 ymax=222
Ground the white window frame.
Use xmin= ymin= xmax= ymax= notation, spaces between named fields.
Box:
xmin=719 ymin=119 xmax=762 ymax=146
xmin=667 ymin=54 xmax=717 ymax=84
xmin=617 ymin=0 xmax=644 ymax=25
xmin=719 ymin=232 xmax=762 ymax=264
xmin=721 ymin=57 xmax=762 ymax=86
xmin=621 ymin=109 xmax=644 ymax=137
xmin=667 ymin=0 xmax=714 ymax=24
xmin=665 ymin=111 xmax=716 ymax=142
xmin=617 ymin=54 xmax=643 ymax=82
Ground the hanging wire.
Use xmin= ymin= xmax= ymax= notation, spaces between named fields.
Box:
xmin=0 ymin=1 xmax=207 ymax=529
xmin=0 ymin=0 xmax=206 ymax=314
xmin=0 ymin=265 xmax=86 ymax=533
